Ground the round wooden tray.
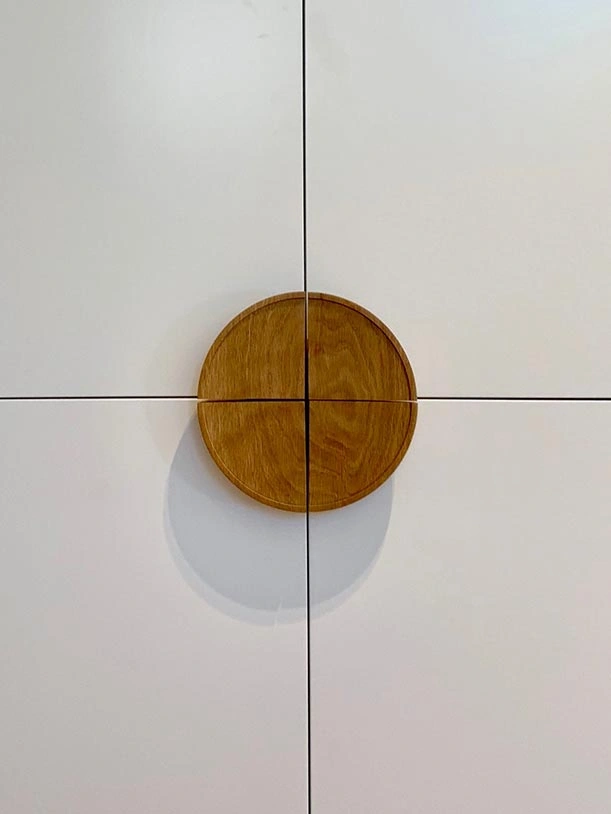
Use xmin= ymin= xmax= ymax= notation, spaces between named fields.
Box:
xmin=198 ymin=292 xmax=417 ymax=511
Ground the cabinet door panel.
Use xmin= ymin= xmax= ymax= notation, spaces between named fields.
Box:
xmin=307 ymin=2 xmax=611 ymax=396
xmin=0 ymin=401 xmax=307 ymax=813
xmin=0 ymin=0 xmax=301 ymax=396
xmin=310 ymin=401 xmax=611 ymax=813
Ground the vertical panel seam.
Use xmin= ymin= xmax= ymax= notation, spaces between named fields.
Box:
xmin=302 ymin=0 xmax=312 ymax=810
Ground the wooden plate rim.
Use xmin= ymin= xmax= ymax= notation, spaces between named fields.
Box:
xmin=197 ymin=291 xmax=418 ymax=511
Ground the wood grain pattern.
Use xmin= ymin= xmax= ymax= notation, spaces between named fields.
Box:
xmin=196 ymin=291 xmax=418 ymax=511
xmin=198 ymin=293 xmax=305 ymax=400
xmin=198 ymin=401 xmax=306 ymax=512
xmin=308 ymin=293 xmax=416 ymax=401
xmin=308 ymin=400 xmax=417 ymax=511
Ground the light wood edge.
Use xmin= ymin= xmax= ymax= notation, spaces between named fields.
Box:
xmin=308 ymin=292 xmax=418 ymax=401
xmin=197 ymin=291 xmax=306 ymax=400
xmin=309 ymin=401 xmax=418 ymax=512
xmin=197 ymin=402 xmax=307 ymax=513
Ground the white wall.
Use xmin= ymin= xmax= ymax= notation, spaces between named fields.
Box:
xmin=0 ymin=2 xmax=308 ymax=812
xmin=308 ymin=0 xmax=611 ymax=397
xmin=307 ymin=2 xmax=611 ymax=810
xmin=1 ymin=2 xmax=611 ymax=812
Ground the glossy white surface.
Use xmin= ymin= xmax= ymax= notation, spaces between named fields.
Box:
xmin=0 ymin=0 xmax=301 ymax=396
xmin=310 ymin=401 xmax=611 ymax=813
xmin=307 ymin=2 xmax=611 ymax=397
xmin=0 ymin=400 xmax=307 ymax=813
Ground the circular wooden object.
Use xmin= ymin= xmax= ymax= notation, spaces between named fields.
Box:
xmin=198 ymin=292 xmax=417 ymax=512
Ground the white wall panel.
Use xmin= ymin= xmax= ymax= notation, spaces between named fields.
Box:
xmin=307 ymin=1 xmax=611 ymax=396
xmin=310 ymin=401 xmax=611 ymax=813
xmin=0 ymin=0 xmax=302 ymax=396
xmin=0 ymin=400 xmax=307 ymax=813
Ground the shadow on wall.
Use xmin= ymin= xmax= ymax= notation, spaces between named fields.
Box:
xmin=165 ymin=416 xmax=393 ymax=626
